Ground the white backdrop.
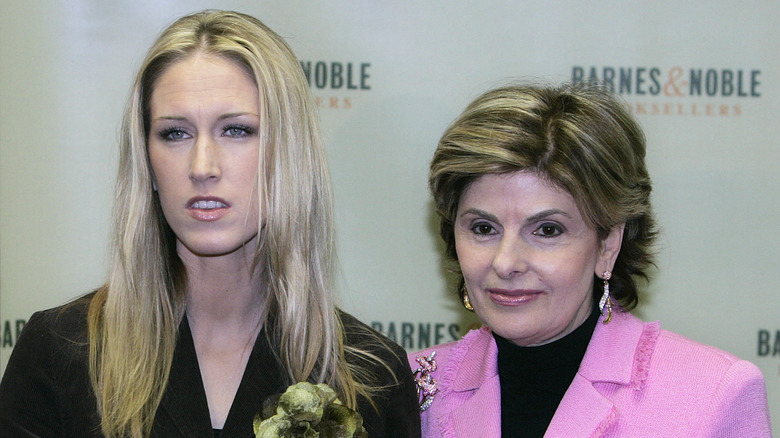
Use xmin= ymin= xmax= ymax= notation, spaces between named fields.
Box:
xmin=1 ymin=1 xmax=778 ymax=433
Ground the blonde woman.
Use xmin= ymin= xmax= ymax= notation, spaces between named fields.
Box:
xmin=0 ymin=10 xmax=419 ymax=437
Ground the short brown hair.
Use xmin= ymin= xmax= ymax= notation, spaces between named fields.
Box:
xmin=430 ymin=83 xmax=656 ymax=310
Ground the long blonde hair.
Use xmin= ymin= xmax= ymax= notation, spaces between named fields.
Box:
xmin=88 ymin=10 xmax=379 ymax=437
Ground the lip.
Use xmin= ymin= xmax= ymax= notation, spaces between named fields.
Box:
xmin=186 ymin=196 xmax=230 ymax=222
xmin=486 ymin=288 xmax=544 ymax=306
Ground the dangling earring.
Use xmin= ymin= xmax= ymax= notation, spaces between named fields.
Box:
xmin=599 ymin=270 xmax=613 ymax=324
xmin=461 ymin=284 xmax=474 ymax=312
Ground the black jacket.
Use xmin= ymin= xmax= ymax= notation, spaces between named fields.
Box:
xmin=0 ymin=294 xmax=421 ymax=437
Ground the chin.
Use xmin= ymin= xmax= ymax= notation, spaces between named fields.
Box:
xmin=485 ymin=316 xmax=548 ymax=346
xmin=177 ymin=235 xmax=258 ymax=259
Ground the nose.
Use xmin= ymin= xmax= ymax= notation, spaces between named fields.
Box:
xmin=189 ymin=135 xmax=221 ymax=183
xmin=492 ymin=235 xmax=528 ymax=279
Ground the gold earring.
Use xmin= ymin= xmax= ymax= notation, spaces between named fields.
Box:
xmin=461 ymin=285 xmax=474 ymax=311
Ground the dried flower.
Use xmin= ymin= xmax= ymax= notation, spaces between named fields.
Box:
xmin=254 ymin=382 xmax=367 ymax=438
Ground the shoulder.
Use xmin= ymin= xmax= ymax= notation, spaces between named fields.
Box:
xmin=648 ymin=325 xmax=771 ymax=434
xmin=4 ymin=292 xmax=94 ymax=372
xmin=0 ymin=293 xmax=97 ymax=436
xmin=655 ymin=328 xmax=741 ymax=364
xmin=338 ymin=310 xmax=422 ymax=438
xmin=7 ymin=293 xmax=93 ymax=361
xmin=651 ymin=327 xmax=766 ymax=391
xmin=589 ymin=313 xmax=771 ymax=435
xmin=619 ymin=311 xmax=757 ymax=382
xmin=338 ymin=310 xmax=407 ymax=367
xmin=337 ymin=309 xmax=414 ymax=395
xmin=597 ymin=311 xmax=763 ymax=386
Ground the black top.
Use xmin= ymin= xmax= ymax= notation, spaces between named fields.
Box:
xmin=494 ymin=306 xmax=599 ymax=438
xmin=0 ymin=293 xmax=421 ymax=437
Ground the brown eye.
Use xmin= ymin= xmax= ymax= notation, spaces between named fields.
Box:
xmin=471 ymin=222 xmax=496 ymax=235
xmin=534 ymin=223 xmax=563 ymax=238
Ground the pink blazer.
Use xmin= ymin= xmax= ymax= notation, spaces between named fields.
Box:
xmin=408 ymin=310 xmax=771 ymax=437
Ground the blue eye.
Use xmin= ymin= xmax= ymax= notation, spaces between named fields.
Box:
xmin=533 ymin=223 xmax=563 ymax=238
xmin=158 ymin=127 xmax=190 ymax=142
xmin=223 ymin=124 xmax=255 ymax=138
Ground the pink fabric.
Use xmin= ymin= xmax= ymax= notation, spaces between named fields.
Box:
xmin=408 ymin=311 xmax=772 ymax=437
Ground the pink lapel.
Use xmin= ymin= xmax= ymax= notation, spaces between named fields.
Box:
xmin=546 ymin=374 xmax=617 ymax=437
xmin=421 ymin=312 xmax=660 ymax=438
xmin=438 ymin=327 xmax=502 ymax=438
xmin=546 ymin=310 xmax=660 ymax=437
xmin=446 ymin=375 xmax=502 ymax=437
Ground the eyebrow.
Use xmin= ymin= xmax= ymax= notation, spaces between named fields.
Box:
xmin=460 ymin=208 xmax=573 ymax=224
xmin=526 ymin=209 xmax=573 ymax=223
xmin=218 ymin=112 xmax=259 ymax=120
xmin=459 ymin=208 xmax=499 ymax=222
xmin=153 ymin=112 xmax=259 ymax=122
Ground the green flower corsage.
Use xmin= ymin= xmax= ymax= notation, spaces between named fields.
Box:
xmin=254 ymin=382 xmax=368 ymax=438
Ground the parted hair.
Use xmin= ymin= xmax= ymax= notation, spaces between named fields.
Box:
xmin=87 ymin=10 xmax=386 ymax=437
xmin=430 ymin=83 xmax=657 ymax=311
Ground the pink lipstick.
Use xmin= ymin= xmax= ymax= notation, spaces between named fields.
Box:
xmin=487 ymin=289 xmax=543 ymax=306
xmin=186 ymin=197 xmax=229 ymax=222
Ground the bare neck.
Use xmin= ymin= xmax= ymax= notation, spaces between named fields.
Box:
xmin=178 ymin=243 xmax=265 ymax=332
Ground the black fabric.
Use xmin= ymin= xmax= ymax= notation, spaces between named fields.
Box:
xmin=494 ymin=306 xmax=599 ymax=438
xmin=0 ymin=293 xmax=421 ymax=437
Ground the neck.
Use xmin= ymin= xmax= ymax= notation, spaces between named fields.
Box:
xmin=178 ymin=242 xmax=265 ymax=329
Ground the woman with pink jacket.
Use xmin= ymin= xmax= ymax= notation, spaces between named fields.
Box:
xmin=409 ymin=83 xmax=771 ymax=437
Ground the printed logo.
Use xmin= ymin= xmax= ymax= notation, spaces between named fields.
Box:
xmin=757 ymin=329 xmax=780 ymax=378
xmin=572 ymin=66 xmax=762 ymax=117
xmin=758 ymin=329 xmax=780 ymax=357
xmin=300 ymin=60 xmax=372 ymax=110
xmin=371 ymin=320 xmax=474 ymax=351
xmin=2 ymin=318 xmax=26 ymax=348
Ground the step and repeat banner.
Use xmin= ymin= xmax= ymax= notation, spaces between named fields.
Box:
xmin=1 ymin=0 xmax=777 ymax=432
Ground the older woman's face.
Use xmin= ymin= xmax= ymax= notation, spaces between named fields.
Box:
xmin=454 ymin=171 xmax=622 ymax=346
xmin=148 ymin=53 xmax=261 ymax=259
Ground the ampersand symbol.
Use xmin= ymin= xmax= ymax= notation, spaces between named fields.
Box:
xmin=664 ymin=67 xmax=685 ymax=97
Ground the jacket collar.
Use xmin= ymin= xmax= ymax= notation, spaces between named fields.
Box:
xmin=221 ymin=329 xmax=287 ymax=434
xmin=441 ymin=326 xmax=502 ymax=437
xmin=154 ymin=316 xmax=214 ymax=436
xmin=548 ymin=310 xmax=660 ymax=437
xmin=579 ymin=309 xmax=660 ymax=389
xmin=447 ymin=310 xmax=657 ymax=391
xmin=450 ymin=326 xmax=499 ymax=392
xmin=154 ymin=316 xmax=287 ymax=437
xmin=441 ymin=311 xmax=660 ymax=438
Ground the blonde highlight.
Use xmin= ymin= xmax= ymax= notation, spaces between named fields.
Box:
xmin=430 ymin=82 xmax=657 ymax=312
xmin=88 ymin=10 xmax=388 ymax=436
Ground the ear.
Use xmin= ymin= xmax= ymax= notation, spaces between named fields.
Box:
xmin=596 ymin=223 xmax=625 ymax=276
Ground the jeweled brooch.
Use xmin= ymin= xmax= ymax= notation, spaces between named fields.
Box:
xmin=413 ymin=351 xmax=439 ymax=412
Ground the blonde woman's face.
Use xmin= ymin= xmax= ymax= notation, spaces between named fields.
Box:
xmin=454 ymin=171 xmax=622 ymax=346
xmin=148 ymin=53 xmax=262 ymax=260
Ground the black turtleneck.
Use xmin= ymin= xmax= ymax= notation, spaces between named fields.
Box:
xmin=494 ymin=306 xmax=599 ymax=438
